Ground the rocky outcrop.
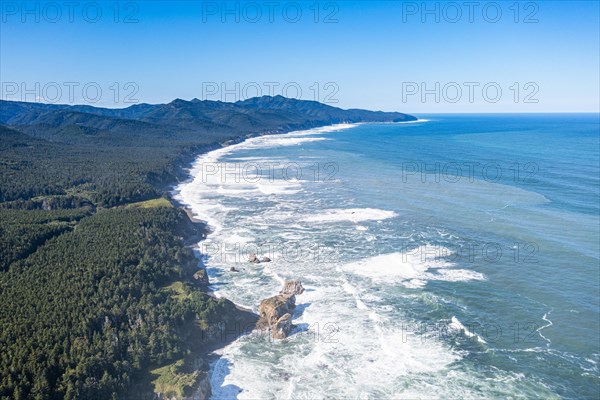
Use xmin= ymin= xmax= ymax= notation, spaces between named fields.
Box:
xmin=189 ymin=372 xmax=211 ymax=400
xmin=257 ymin=280 xmax=304 ymax=339
xmin=248 ymin=254 xmax=272 ymax=264
xmin=192 ymin=269 xmax=210 ymax=286
xmin=272 ymin=313 xmax=292 ymax=339
xmin=280 ymin=280 xmax=304 ymax=296
xmin=259 ymin=294 xmax=295 ymax=323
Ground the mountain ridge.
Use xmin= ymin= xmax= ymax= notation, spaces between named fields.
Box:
xmin=0 ymin=96 xmax=416 ymax=134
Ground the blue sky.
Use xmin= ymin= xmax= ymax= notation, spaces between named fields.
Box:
xmin=1 ymin=1 xmax=599 ymax=112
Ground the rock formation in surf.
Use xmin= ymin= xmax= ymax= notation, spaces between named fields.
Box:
xmin=258 ymin=280 xmax=304 ymax=339
xmin=248 ymin=253 xmax=272 ymax=264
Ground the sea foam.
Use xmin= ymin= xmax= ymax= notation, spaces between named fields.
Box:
xmin=304 ymin=208 xmax=397 ymax=223
xmin=341 ymin=245 xmax=485 ymax=288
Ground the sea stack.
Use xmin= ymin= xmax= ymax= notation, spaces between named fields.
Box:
xmin=258 ymin=280 xmax=305 ymax=339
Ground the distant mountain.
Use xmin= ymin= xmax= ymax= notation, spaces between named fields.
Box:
xmin=0 ymin=96 xmax=416 ymax=143
xmin=236 ymin=96 xmax=412 ymax=122
xmin=0 ymin=101 xmax=157 ymax=123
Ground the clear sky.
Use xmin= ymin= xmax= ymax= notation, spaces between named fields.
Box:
xmin=1 ymin=1 xmax=599 ymax=113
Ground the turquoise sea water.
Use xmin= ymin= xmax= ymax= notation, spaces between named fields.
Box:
xmin=177 ymin=114 xmax=600 ymax=399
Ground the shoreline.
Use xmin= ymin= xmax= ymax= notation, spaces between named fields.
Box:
xmin=169 ymin=194 xmax=257 ymax=310
xmin=170 ymin=121 xmax=363 ymax=232
xmin=169 ymin=121 xmax=430 ymax=398
xmin=164 ymin=125 xmax=334 ymax=399
xmin=167 ymin=123 xmax=360 ymax=398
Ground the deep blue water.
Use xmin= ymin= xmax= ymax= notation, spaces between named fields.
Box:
xmin=178 ymin=114 xmax=600 ymax=399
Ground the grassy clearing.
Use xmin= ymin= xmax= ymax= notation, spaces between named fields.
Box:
xmin=163 ymin=281 xmax=190 ymax=301
xmin=126 ymin=197 xmax=173 ymax=209
xmin=65 ymin=183 xmax=97 ymax=202
xmin=150 ymin=359 xmax=203 ymax=398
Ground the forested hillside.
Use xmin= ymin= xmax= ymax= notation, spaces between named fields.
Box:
xmin=0 ymin=206 xmax=250 ymax=399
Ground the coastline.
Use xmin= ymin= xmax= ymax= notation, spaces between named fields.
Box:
xmin=163 ymin=126 xmax=328 ymax=399
xmin=167 ymin=120 xmax=430 ymax=398
xmin=166 ymin=123 xmax=363 ymax=398
xmin=169 ymin=122 xmax=364 ymax=245
xmin=171 ymin=194 xmax=257 ymax=319
xmin=129 ymin=115 xmax=600 ymax=400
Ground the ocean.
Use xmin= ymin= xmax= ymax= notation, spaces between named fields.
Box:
xmin=175 ymin=114 xmax=600 ymax=399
